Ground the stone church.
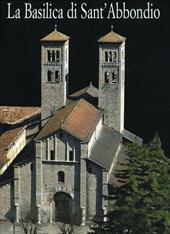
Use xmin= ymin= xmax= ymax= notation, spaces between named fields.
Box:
xmin=0 ymin=26 xmax=142 ymax=225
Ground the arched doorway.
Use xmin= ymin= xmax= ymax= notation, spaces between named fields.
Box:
xmin=53 ymin=192 xmax=73 ymax=223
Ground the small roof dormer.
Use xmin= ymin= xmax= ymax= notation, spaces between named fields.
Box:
xmin=98 ymin=26 xmax=126 ymax=44
xmin=41 ymin=25 xmax=69 ymax=42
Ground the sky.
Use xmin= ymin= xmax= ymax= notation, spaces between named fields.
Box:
xmin=0 ymin=0 xmax=170 ymax=154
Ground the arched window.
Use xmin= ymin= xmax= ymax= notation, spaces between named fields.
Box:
xmin=55 ymin=71 xmax=59 ymax=82
xmin=109 ymin=51 xmax=113 ymax=62
xmin=52 ymin=51 xmax=56 ymax=62
xmin=105 ymin=51 xmax=108 ymax=62
xmin=69 ymin=150 xmax=74 ymax=161
xmin=112 ymin=72 xmax=116 ymax=81
xmin=50 ymin=150 xmax=55 ymax=160
xmin=113 ymin=51 xmax=117 ymax=60
xmin=56 ymin=50 xmax=60 ymax=61
xmin=104 ymin=72 xmax=109 ymax=83
xmin=47 ymin=50 xmax=51 ymax=62
xmin=47 ymin=70 xmax=52 ymax=82
xmin=58 ymin=171 xmax=65 ymax=183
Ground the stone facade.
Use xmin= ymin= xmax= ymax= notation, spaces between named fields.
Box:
xmin=41 ymin=39 xmax=69 ymax=125
xmin=33 ymin=119 xmax=106 ymax=224
xmin=98 ymin=39 xmax=125 ymax=133
xmin=0 ymin=181 xmax=14 ymax=221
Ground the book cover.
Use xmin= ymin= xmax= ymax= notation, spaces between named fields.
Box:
xmin=0 ymin=0 xmax=170 ymax=233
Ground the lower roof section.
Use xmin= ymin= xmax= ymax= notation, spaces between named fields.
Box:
xmin=122 ymin=129 xmax=143 ymax=145
xmin=0 ymin=106 xmax=41 ymax=124
xmin=89 ymin=126 xmax=122 ymax=170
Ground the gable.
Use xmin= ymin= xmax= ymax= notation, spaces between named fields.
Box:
xmin=36 ymin=99 xmax=102 ymax=142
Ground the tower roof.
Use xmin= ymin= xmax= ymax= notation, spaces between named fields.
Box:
xmin=98 ymin=27 xmax=126 ymax=43
xmin=41 ymin=26 xmax=69 ymax=42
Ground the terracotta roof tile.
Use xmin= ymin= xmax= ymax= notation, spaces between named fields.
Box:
xmin=0 ymin=107 xmax=41 ymax=124
xmin=36 ymin=99 xmax=102 ymax=141
xmin=69 ymin=84 xmax=98 ymax=98
xmin=0 ymin=127 xmax=25 ymax=168
xmin=41 ymin=30 xmax=69 ymax=42
xmin=36 ymin=101 xmax=77 ymax=140
xmin=98 ymin=31 xmax=126 ymax=43
xmin=68 ymin=84 xmax=99 ymax=107
xmin=64 ymin=100 xmax=101 ymax=141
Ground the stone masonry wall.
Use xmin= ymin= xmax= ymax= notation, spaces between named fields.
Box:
xmin=0 ymin=181 xmax=14 ymax=221
xmin=18 ymin=161 xmax=34 ymax=220
xmin=86 ymin=161 xmax=103 ymax=222
xmin=98 ymin=42 xmax=125 ymax=133
xmin=37 ymin=131 xmax=82 ymax=223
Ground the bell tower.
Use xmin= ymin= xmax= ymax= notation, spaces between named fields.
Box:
xmin=98 ymin=26 xmax=126 ymax=133
xmin=41 ymin=26 xmax=69 ymax=125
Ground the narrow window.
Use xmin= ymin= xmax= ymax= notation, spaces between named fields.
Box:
xmin=69 ymin=150 xmax=74 ymax=161
xmin=109 ymin=51 xmax=113 ymax=62
xmin=52 ymin=51 xmax=56 ymax=62
xmin=47 ymin=50 xmax=51 ymax=62
xmin=47 ymin=70 xmax=52 ymax=82
xmin=59 ymin=131 xmax=63 ymax=138
xmin=113 ymin=51 xmax=117 ymax=60
xmin=55 ymin=71 xmax=59 ymax=82
xmin=112 ymin=72 xmax=116 ymax=81
xmin=30 ymin=163 xmax=33 ymax=171
xmin=105 ymin=51 xmax=108 ymax=62
xmin=104 ymin=72 xmax=109 ymax=83
xmin=50 ymin=150 xmax=55 ymax=160
xmin=56 ymin=50 xmax=60 ymax=61
xmin=58 ymin=171 xmax=65 ymax=182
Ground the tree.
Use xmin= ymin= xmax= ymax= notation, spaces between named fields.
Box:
xmin=57 ymin=222 xmax=74 ymax=234
xmin=89 ymin=134 xmax=170 ymax=234
xmin=19 ymin=204 xmax=40 ymax=234
xmin=56 ymin=222 xmax=84 ymax=234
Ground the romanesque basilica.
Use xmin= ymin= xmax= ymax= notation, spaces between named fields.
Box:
xmin=0 ymin=26 xmax=142 ymax=226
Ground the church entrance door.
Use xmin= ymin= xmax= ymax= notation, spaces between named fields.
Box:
xmin=53 ymin=192 xmax=73 ymax=223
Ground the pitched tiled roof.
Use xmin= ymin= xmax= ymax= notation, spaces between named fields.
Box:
xmin=41 ymin=29 xmax=69 ymax=42
xmin=0 ymin=127 xmax=25 ymax=169
xmin=89 ymin=126 xmax=122 ymax=169
xmin=36 ymin=99 xmax=102 ymax=141
xmin=0 ymin=107 xmax=41 ymax=124
xmin=68 ymin=84 xmax=99 ymax=107
xmin=69 ymin=84 xmax=98 ymax=99
xmin=98 ymin=31 xmax=126 ymax=43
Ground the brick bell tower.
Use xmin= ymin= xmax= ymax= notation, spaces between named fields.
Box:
xmin=41 ymin=25 xmax=69 ymax=125
xmin=98 ymin=26 xmax=126 ymax=133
